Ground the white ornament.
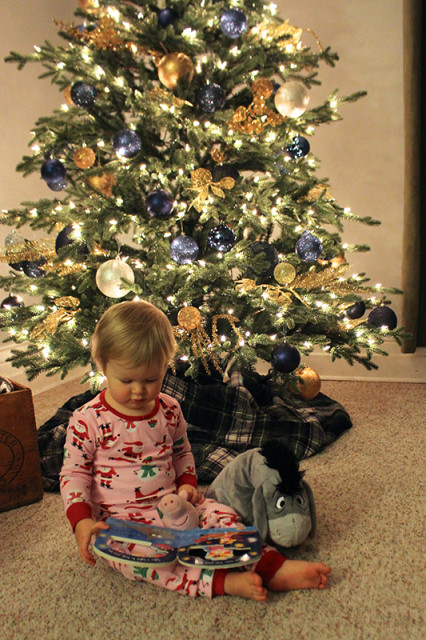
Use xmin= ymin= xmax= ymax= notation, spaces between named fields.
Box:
xmin=95 ymin=259 xmax=135 ymax=298
xmin=274 ymin=81 xmax=310 ymax=118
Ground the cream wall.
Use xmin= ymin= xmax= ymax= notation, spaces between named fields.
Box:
xmin=0 ymin=1 xmax=423 ymax=388
xmin=281 ymin=0 xmax=404 ymax=313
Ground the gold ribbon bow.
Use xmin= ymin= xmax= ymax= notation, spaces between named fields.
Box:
xmin=189 ymin=169 xmax=235 ymax=212
xmin=30 ymin=296 xmax=80 ymax=341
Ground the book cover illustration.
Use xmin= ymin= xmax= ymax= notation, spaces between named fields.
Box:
xmin=93 ymin=517 xmax=261 ymax=569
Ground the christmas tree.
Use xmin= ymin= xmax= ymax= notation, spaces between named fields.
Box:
xmin=0 ymin=0 xmax=406 ymax=394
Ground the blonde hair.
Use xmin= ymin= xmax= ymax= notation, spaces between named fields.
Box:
xmin=91 ymin=300 xmax=176 ymax=371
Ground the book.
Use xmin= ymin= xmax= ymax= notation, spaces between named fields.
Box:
xmin=93 ymin=517 xmax=262 ymax=569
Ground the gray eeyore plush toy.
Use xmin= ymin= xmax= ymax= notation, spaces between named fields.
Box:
xmin=206 ymin=440 xmax=316 ymax=548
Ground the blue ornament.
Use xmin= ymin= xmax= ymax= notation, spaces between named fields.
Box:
xmin=158 ymin=7 xmax=177 ymax=28
xmin=197 ymin=84 xmax=226 ymax=113
xmin=113 ymin=129 xmax=142 ymax=158
xmin=271 ymin=343 xmax=301 ymax=373
xmin=247 ymin=241 xmax=279 ymax=281
xmin=170 ymin=236 xmax=199 ymax=264
xmin=220 ymin=8 xmax=248 ymax=39
xmin=368 ymin=306 xmax=397 ymax=330
xmin=286 ymin=136 xmax=310 ymax=159
xmin=41 ymin=158 xmax=67 ymax=183
xmin=208 ymin=224 xmax=236 ymax=253
xmin=75 ymin=24 xmax=96 ymax=34
xmin=46 ymin=178 xmax=68 ymax=192
xmin=146 ymin=189 xmax=174 ymax=219
xmin=345 ymin=301 xmax=366 ymax=320
xmin=211 ymin=164 xmax=240 ymax=182
xmin=1 ymin=295 xmax=24 ymax=309
xmin=22 ymin=258 xmax=46 ymax=278
xmin=295 ymin=231 xmax=323 ymax=262
xmin=9 ymin=260 xmax=25 ymax=272
xmin=55 ymin=225 xmax=89 ymax=255
xmin=70 ymin=81 xmax=97 ymax=108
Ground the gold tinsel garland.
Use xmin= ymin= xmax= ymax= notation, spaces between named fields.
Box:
xmin=74 ymin=147 xmax=96 ymax=169
xmin=1 ymin=237 xmax=108 ymax=277
xmin=175 ymin=306 xmax=243 ymax=374
xmin=0 ymin=239 xmax=56 ymax=265
xmin=228 ymin=78 xmax=285 ymax=135
xmin=237 ymin=264 xmax=367 ymax=310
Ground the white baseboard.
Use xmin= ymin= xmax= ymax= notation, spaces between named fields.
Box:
xmin=256 ymin=342 xmax=426 ymax=384
xmin=302 ymin=347 xmax=426 ymax=383
xmin=1 ymin=343 xmax=425 ymax=395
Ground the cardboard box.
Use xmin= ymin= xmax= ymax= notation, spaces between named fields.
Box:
xmin=0 ymin=380 xmax=43 ymax=512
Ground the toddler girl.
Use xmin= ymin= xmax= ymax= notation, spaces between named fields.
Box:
xmin=60 ymin=300 xmax=330 ymax=600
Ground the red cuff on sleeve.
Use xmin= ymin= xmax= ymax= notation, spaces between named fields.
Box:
xmin=66 ymin=502 xmax=93 ymax=531
xmin=176 ymin=474 xmax=198 ymax=489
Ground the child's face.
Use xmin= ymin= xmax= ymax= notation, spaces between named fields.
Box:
xmin=103 ymin=358 xmax=167 ymax=416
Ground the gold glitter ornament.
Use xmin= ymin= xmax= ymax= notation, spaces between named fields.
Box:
xmin=157 ymin=52 xmax=195 ymax=90
xmin=330 ymin=252 xmax=347 ymax=268
xmin=274 ymin=262 xmax=297 ymax=285
xmin=64 ymin=85 xmax=74 ymax=106
xmin=291 ymin=366 xmax=321 ymax=400
xmin=177 ymin=306 xmax=202 ymax=331
xmin=78 ymin=0 xmax=99 ymax=12
xmin=74 ymin=148 xmax=96 ymax=169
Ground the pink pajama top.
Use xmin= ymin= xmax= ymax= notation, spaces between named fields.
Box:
xmin=60 ymin=390 xmax=198 ymax=531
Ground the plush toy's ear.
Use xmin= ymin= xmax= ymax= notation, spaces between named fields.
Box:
xmin=251 ymin=484 xmax=269 ymax=541
xmin=303 ymin=480 xmax=317 ymax=537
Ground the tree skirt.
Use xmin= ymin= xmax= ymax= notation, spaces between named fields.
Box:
xmin=37 ymin=369 xmax=352 ymax=492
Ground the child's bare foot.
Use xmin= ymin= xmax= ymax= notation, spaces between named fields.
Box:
xmin=267 ymin=559 xmax=331 ymax=592
xmin=224 ymin=571 xmax=267 ymax=601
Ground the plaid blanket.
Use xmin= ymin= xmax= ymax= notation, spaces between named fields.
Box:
xmin=37 ymin=369 xmax=351 ymax=491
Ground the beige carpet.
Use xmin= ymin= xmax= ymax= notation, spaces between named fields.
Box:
xmin=1 ymin=379 xmax=424 ymax=640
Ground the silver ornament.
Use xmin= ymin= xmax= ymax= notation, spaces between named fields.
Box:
xmin=95 ymin=259 xmax=135 ymax=298
xmin=274 ymin=81 xmax=310 ymax=118
xmin=5 ymin=230 xmax=25 ymax=247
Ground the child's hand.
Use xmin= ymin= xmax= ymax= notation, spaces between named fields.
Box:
xmin=74 ymin=518 xmax=109 ymax=567
xmin=177 ymin=484 xmax=200 ymax=505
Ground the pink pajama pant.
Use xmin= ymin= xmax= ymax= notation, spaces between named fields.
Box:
xmin=98 ymin=497 xmax=285 ymax=598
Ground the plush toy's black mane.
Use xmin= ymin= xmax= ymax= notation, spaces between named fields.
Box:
xmin=260 ymin=440 xmax=305 ymax=495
